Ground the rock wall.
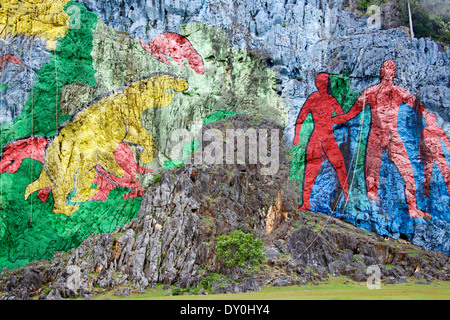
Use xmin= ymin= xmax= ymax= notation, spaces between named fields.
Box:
xmin=0 ymin=0 xmax=448 ymax=269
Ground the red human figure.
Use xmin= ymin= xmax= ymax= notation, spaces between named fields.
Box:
xmin=294 ymin=73 xmax=350 ymax=210
xmin=0 ymin=54 xmax=22 ymax=68
xmin=140 ymin=32 xmax=205 ymax=74
xmin=333 ymin=60 xmax=430 ymax=219
xmin=0 ymin=137 xmax=152 ymax=202
xmin=90 ymin=143 xmax=154 ymax=201
xmin=419 ymin=113 xmax=450 ymax=197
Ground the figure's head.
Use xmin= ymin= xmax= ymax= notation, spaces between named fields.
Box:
xmin=316 ymin=73 xmax=329 ymax=93
xmin=380 ymin=60 xmax=396 ymax=81
xmin=426 ymin=113 xmax=436 ymax=126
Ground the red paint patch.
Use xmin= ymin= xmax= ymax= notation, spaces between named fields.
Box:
xmin=294 ymin=73 xmax=349 ymax=210
xmin=0 ymin=137 xmax=152 ymax=202
xmin=140 ymin=32 xmax=205 ymax=74
xmin=0 ymin=54 xmax=23 ymax=68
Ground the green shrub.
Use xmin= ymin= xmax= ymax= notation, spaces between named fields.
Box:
xmin=199 ymin=272 xmax=229 ymax=291
xmin=171 ymin=287 xmax=182 ymax=296
xmin=215 ymin=230 xmax=265 ymax=270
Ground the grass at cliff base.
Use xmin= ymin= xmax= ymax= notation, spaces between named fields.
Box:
xmin=90 ymin=277 xmax=450 ymax=300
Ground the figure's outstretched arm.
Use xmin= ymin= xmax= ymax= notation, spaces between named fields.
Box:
xmin=293 ymin=100 xmax=311 ymax=146
xmin=332 ymin=92 xmax=367 ymax=124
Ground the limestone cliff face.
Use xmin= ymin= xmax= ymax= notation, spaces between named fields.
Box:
xmin=0 ymin=0 xmax=449 ymax=269
xmin=77 ymin=0 xmax=448 ymax=121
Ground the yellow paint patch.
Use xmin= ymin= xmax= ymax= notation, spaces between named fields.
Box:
xmin=0 ymin=0 xmax=69 ymax=41
xmin=25 ymin=73 xmax=188 ymax=216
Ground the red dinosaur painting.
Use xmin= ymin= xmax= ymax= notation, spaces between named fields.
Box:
xmin=0 ymin=137 xmax=153 ymax=203
xmin=0 ymin=54 xmax=22 ymax=68
xmin=420 ymin=112 xmax=450 ymax=197
xmin=140 ymin=32 xmax=205 ymax=74
xmin=293 ymin=73 xmax=350 ymax=210
xmin=333 ymin=60 xmax=430 ymax=219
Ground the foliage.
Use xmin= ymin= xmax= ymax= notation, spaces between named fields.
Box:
xmin=170 ymin=287 xmax=182 ymax=296
xmin=353 ymin=0 xmax=450 ymax=45
xmin=397 ymin=0 xmax=450 ymax=45
xmin=215 ymin=230 xmax=265 ymax=270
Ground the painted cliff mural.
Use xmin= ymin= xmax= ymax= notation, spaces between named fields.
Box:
xmin=0 ymin=0 xmax=449 ymax=269
xmin=334 ymin=60 xmax=430 ymax=219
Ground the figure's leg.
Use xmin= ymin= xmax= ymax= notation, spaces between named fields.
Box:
xmin=112 ymin=143 xmax=152 ymax=197
xmin=114 ymin=143 xmax=154 ymax=174
xmin=40 ymin=140 xmax=80 ymax=215
xmin=122 ymin=183 xmax=145 ymax=199
xmin=365 ymin=132 xmax=383 ymax=201
xmin=96 ymin=164 xmax=143 ymax=200
xmin=299 ymin=139 xmax=323 ymax=210
xmin=38 ymin=186 xmax=53 ymax=203
xmin=323 ymin=138 xmax=349 ymax=202
xmin=388 ymin=136 xmax=430 ymax=219
xmin=51 ymin=169 xmax=80 ymax=216
xmin=24 ymin=167 xmax=54 ymax=200
xmin=422 ymin=157 xmax=434 ymax=197
xmin=435 ymin=154 xmax=450 ymax=194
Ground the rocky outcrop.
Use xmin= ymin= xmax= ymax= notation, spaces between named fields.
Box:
xmin=1 ymin=115 xmax=448 ymax=300
xmin=283 ymin=211 xmax=450 ymax=282
xmin=2 ymin=205 xmax=448 ymax=300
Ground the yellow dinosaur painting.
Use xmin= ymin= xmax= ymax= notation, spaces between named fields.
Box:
xmin=25 ymin=73 xmax=188 ymax=216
